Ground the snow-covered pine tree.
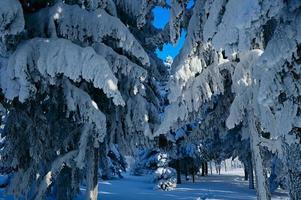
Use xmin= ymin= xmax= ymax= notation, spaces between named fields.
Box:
xmin=0 ymin=0 xmax=168 ymax=199
xmin=1 ymin=0 xmax=300 ymax=199
xmin=157 ymin=0 xmax=301 ymax=199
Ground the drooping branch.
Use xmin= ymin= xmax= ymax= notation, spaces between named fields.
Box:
xmin=34 ymin=150 xmax=78 ymax=200
xmin=1 ymin=38 xmax=125 ymax=106
xmin=0 ymin=0 xmax=24 ymax=55
xmin=28 ymin=3 xmax=150 ymax=67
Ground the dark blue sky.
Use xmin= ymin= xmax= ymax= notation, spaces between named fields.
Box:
xmin=152 ymin=0 xmax=194 ymax=60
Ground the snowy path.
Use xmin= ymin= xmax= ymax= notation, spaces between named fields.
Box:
xmin=95 ymin=170 xmax=288 ymax=200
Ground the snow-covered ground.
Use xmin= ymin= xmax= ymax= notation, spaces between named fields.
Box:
xmin=0 ymin=168 xmax=288 ymax=200
xmin=87 ymin=168 xmax=287 ymax=200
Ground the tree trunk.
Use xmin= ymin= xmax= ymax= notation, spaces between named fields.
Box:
xmin=192 ymin=167 xmax=195 ymax=183
xmin=99 ymin=142 xmax=110 ymax=180
xmin=216 ymin=161 xmax=221 ymax=175
xmin=210 ymin=162 xmax=213 ymax=175
xmin=201 ymin=162 xmax=205 ymax=176
xmin=284 ymin=143 xmax=301 ymax=200
xmin=185 ymin=163 xmax=188 ymax=181
xmin=56 ymin=167 xmax=73 ymax=200
xmin=205 ymin=162 xmax=208 ymax=175
xmin=86 ymin=141 xmax=99 ymax=200
xmin=249 ymin=117 xmax=270 ymax=200
xmin=215 ymin=161 xmax=218 ymax=174
xmin=248 ymin=163 xmax=255 ymax=189
xmin=244 ymin=164 xmax=248 ymax=181
xmin=176 ymin=143 xmax=181 ymax=184
xmin=224 ymin=160 xmax=227 ymax=172
xmin=176 ymin=159 xmax=181 ymax=184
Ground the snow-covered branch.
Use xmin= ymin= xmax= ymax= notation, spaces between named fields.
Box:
xmin=34 ymin=150 xmax=78 ymax=200
xmin=1 ymin=38 xmax=125 ymax=106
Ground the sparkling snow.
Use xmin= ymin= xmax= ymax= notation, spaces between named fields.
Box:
xmin=75 ymin=168 xmax=288 ymax=200
xmin=0 ymin=167 xmax=289 ymax=200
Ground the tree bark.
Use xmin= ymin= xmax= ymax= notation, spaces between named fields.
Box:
xmin=249 ymin=116 xmax=270 ymax=200
xmin=201 ymin=162 xmax=205 ymax=176
xmin=244 ymin=164 xmax=248 ymax=181
xmin=209 ymin=162 xmax=213 ymax=175
xmin=215 ymin=161 xmax=218 ymax=174
xmin=176 ymin=159 xmax=181 ymax=184
xmin=192 ymin=167 xmax=195 ymax=183
xmin=205 ymin=162 xmax=208 ymax=176
xmin=176 ymin=143 xmax=181 ymax=184
xmin=99 ymin=142 xmax=110 ymax=180
xmin=215 ymin=161 xmax=221 ymax=175
xmin=248 ymin=163 xmax=255 ymax=189
xmin=185 ymin=163 xmax=188 ymax=181
xmin=86 ymin=142 xmax=99 ymax=200
xmin=56 ymin=167 xmax=73 ymax=200
xmin=284 ymin=143 xmax=301 ymax=200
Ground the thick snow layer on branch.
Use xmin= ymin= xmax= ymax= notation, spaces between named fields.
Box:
xmin=0 ymin=0 xmax=24 ymax=37
xmin=161 ymin=0 xmax=301 ymax=140
xmin=71 ymin=0 xmax=117 ymax=16
xmin=63 ymin=80 xmax=107 ymax=142
xmin=34 ymin=150 xmax=78 ymax=200
xmin=125 ymin=94 xmax=152 ymax=137
xmin=93 ymin=43 xmax=147 ymax=80
xmin=207 ymin=0 xmax=260 ymax=56
xmin=114 ymin=0 xmax=167 ymax=28
xmin=226 ymin=50 xmax=263 ymax=129
xmin=255 ymin=25 xmax=301 ymax=142
xmin=29 ymin=3 xmax=149 ymax=66
xmin=170 ymin=0 xmax=204 ymax=76
xmin=169 ymin=0 xmax=188 ymax=44
xmin=0 ymin=0 xmax=24 ymax=55
xmin=156 ymin=61 xmax=233 ymax=136
xmin=155 ymin=0 xmax=237 ymax=136
xmin=0 ymin=38 xmax=125 ymax=106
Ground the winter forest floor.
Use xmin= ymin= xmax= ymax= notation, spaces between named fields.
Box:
xmin=77 ymin=168 xmax=287 ymax=200
xmin=0 ymin=168 xmax=288 ymax=200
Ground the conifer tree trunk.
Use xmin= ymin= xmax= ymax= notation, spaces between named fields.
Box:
xmin=185 ymin=163 xmax=188 ymax=181
xmin=201 ymin=162 xmax=205 ymax=176
xmin=284 ymin=143 xmax=301 ymax=200
xmin=249 ymin=116 xmax=270 ymax=200
xmin=192 ymin=167 xmax=195 ymax=183
xmin=176 ymin=144 xmax=181 ymax=184
xmin=248 ymin=163 xmax=255 ymax=189
xmin=176 ymin=159 xmax=181 ymax=184
xmin=215 ymin=161 xmax=218 ymax=174
xmin=244 ymin=164 xmax=248 ymax=181
xmin=86 ymin=139 xmax=99 ymax=200
xmin=99 ymin=142 xmax=110 ymax=180
xmin=205 ymin=162 xmax=208 ymax=175
xmin=56 ymin=167 xmax=73 ymax=200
